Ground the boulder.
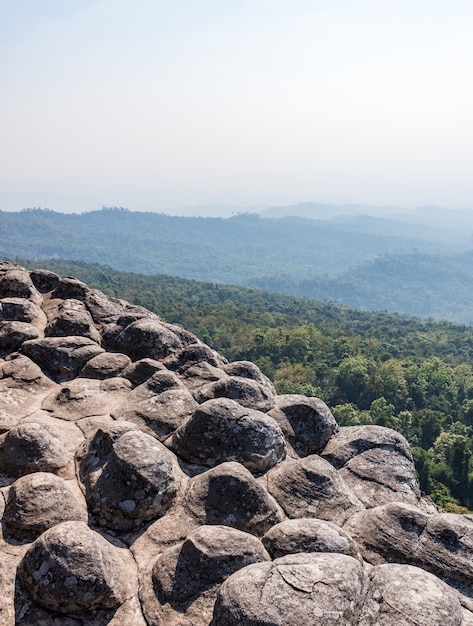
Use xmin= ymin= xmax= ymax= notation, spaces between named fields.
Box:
xmin=321 ymin=424 xmax=414 ymax=468
xmin=183 ymin=462 xmax=284 ymax=536
xmin=195 ymin=376 xmax=276 ymax=412
xmin=3 ymin=472 xmax=87 ymax=541
xmin=17 ymin=521 xmax=130 ymax=614
xmin=267 ymin=455 xmax=363 ymax=525
xmin=44 ymin=298 xmax=101 ymax=343
xmin=268 ymin=394 xmax=338 ymax=456
xmin=122 ymin=357 xmax=167 ymax=385
xmin=170 ymin=398 xmax=286 ymax=473
xmin=357 ymin=563 xmax=464 ymax=625
xmin=262 ymin=518 xmax=362 ymax=561
xmin=211 ymin=552 xmax=364 ymax=625
xmin=0 ymin=321 xmax=39 ymax=351
xmin=0 ymin=268 xmax=42 ymax=304
xmin=0 ymin=422 xmax=72 ymax=478
xmin=142 ymin=525 xmax=270 ymax=625
xmin=80 ymin=425 xmax=181 ymax=531
xmin=20 ymin=336 xmax=104 ymax=381
xmin=0 ymin=297 xmax=47 ymax=330
xmin=110 ymin=317 xmax=184 ymax=361
xmin=29 ymin=268 xmax=60 ymax=293
xmin=344 ymin=502 xmax=473 ymax=589
xmin=0 ymin=355 xmax=58 ymax=430
xmin=78 ymin=351 xmax=132 ymax=379
xmin=113 ymin=369 xmax=198 ymax=440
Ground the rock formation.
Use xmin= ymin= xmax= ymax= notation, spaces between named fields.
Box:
xmin=0 ymin=260 xmax=472 ymax=625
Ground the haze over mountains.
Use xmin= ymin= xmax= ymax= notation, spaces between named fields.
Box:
xmin=2 ymin=202 xmax=473 ymax=323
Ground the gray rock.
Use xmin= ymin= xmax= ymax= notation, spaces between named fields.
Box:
xmin=29 ymin=268 xmax=61 ymax=293
xmin=170 ymin=398 xmax=286 ymax=473
xmin=183 ymin=462 xmax=284 ymax=536
xmin=195 ymin=376 xmax=276 ymax=412
xmin=51 ymin=276 xmax=90 ymax=300
xmin=344 ymin=502 xmax=473 ymax=589
xmin=80 ymin=426 xmax=181 ymax=531
xmin=339 ymin=447 xmax=421 ymax=508
xmin=21 ymin=336 xmax=104 ymax=381
xmin=180 ymin=361 xmax=228 ymax=396
xmin=44 ymin=298 xmax=101 ymax=343
xmin=42 ymin=377 xmax=132 ymax=420
xmin=358 ymin=563 xmax=464 ymax=625
xmin=321 ymin=424 xmax=414 ymax=469
xmin=0 ymin=422 xmax=72 ymax=477
xmin=4 ymin=472 xmax=87 ymax=541
xmin=113 ymin=369 xmax=198 ymax=440
xmin=122 ymin=357 xmax=167 ymax=385
xmin=0 ymin=268 xmax=42 ymax=304
xmin=0 ymin=321 xmax=39 ymax=352
xmin=142 ymin=525 xmax=270 ymax=625
xmin=268 ymin=394 xmax=338 ymax=456
xmin=211 ymin=552 xmax=364 ymax=625
xmin=163 ymin=343 xmax=227 ymax=373
xmin=223 ymin=361 xmax=276 ymax=395
xmin=0 ymin=297 xmax=47 ymax=330
xmin=111 ymin=317 xmax=184 ymax=361
xmin=262 ymin=518 xmax=362 ymax=561
xmin=17 ymin=521 xmax=130 ymax=614
xmin=78 ymin=352 xmax=132 ymax=379
xmin=0 ymin=355 xmax=58 ymax=429
xmin=267 ymin=455 xmax=363 ymax=525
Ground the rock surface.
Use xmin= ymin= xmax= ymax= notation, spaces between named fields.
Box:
xmin=0 ymin=261 xmax=471 ymax=624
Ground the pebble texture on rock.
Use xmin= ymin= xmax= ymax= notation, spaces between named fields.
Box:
xmin=1 ymin=261 xmax=472 ymax=625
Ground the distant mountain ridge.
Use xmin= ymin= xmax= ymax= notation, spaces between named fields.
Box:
xmin=2 ymin=207 xmax=473 ymax=323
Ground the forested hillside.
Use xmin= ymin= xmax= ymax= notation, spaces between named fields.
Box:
xmin=9 ymin=257 xmax=473 ymax=512
xmin=250 ymin=251 xmax=473 ymax=324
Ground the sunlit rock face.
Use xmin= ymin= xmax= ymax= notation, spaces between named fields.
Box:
xmin=0 ymin=260 xmax=471 ymax=625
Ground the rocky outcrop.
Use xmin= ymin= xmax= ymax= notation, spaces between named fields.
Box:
xmin=0 ymin=260 xmax=472 ymax=625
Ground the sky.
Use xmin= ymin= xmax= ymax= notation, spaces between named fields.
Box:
xmin=1 ymin=0 xmax=473 ymax=215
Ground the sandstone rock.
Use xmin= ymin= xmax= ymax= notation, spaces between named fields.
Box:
xmin=44 ymin=298 xmax=102 ymax=343
xmin=339 ymin=446 xmax=421 ymax=507
xmin=0 ymin=297 xmax=47 ymax=330
xmin=122 ymin=357 xmax=167 ymax=385
xmin=111 ymin=317 xmax=184 ymax=361
xmin=21 ymin=336 xmax=104 ymax=381
xmin=267 ymin=455 xmax=363 ymax=525
xmin=344 ymin=502 xmax=473 ymax=589
xmin=170 ymin=398 xmax=286 ymax=473
xmin=357 ymin=563 xmax=464 ymax=625
xmin=180 ymin=361 xmax=228 ymax=396
xmin=321 ymin=424 xmax=414 ymax=468
xmin=80 ymin=426 xmax=181 ymax=531
xmin=223 ymin=361 xmax=276 ymax=395
xmin=113 ymin=369 xmax=198 ymax=440
xmin=51 ymin=276 xmax=90 ymax=300
xmin=42 ymin=376 xmax=132 ymax=420
xmin=195 ymin=376 xmax=276 ymax=412
xmin=17 ymin=521 xmax=130 ymax=614
xmin=163 ymin=343 xmax=227 ymax=373
xmin=78 ymin=351 xmax=132 ymax=379
xmin=29 ymin=268 xmax=61 ymax=293
xmin=268 ymin=394 xmax=338 ymax=456
xmin=183 ymin=462 xmax=284 ymax=536
xmin=4 ymin=472 xmax=87 ymax=541
xmin=211 ymin=552 xmax=364 ymax=625
xmin=83 ymin=289 xmax=128 ymax=325
xmin=0 ymin=355 xmax=58 ymax=429
xmin=0 ymin=422 xmax=72 ymax=478
xmin=142 ymin=525 xmax=270 ymax=625
xmin=262 ymin=517 xmax=362 ymax=561
xmin=0 ymin=268 xmax=42 ymax=304
xmin=0 ymin=321 xmax=39 ymax=351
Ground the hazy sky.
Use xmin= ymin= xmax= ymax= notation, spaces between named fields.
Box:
xmin=1 ymin=0 xmax=473 ymax=214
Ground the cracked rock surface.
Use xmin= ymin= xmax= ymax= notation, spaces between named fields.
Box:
xmin=0 ymin=261 xmax=472 ymax=625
